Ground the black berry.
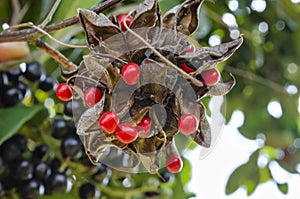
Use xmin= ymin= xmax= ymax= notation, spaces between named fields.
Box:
xmin=61 ymin=136 xmax=83 ymax=159
xmin=79 ymin=183 xmax=100 ymax=199
xmin=23 ymin=61 xmax=43 ymax=82
xmin=39 ymin=75 xmax=56 ymax=91
xmin=34 ymin=162 xmax=51 ymax=181
xmin=5 ymin=67 xmax=22 ymax=82
xmin=1 ymin=85 xmax=23 ymax=106
xmin=51 ymin=119 xmax=73 ymax=139
xmin=45 ymin=172 xmax=69 ymax=194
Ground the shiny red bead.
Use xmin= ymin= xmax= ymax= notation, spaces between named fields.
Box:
xmin=115 ymin=123 xmax=138 ymax=144
xmin=99 ymin=112 xmax=119 ymax=134
xmin=56 ymin=83 xmax=72 ymax=102
xmin=201 ymin=68 xmax=220 ymax=86
xmin=121 ymin=62 xmax=140 ymax=85
xmin=178 ymin=114 xmax=198 ymax=135
xmin=84 ymin=87 xmax=103 ymax=108
xmin=137 ymin=117 xmax=152 ymax=138
xmin=166 ymin=155 xmax=183 ymax=173
xmin=180 ymin=62 xmax=196 ymax=73
xmin=184 ymin=43 xmax=195 ymax=53
xmin=117 ymin=14 xmax=133 ymax=32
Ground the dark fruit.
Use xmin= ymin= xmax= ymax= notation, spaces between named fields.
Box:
xmin=32 ymin=145 xmax=48 ymax=160
xmin=23 ymin=61 xmax=43 ymax=82
xmin=5 ymin=67 xmax=22 ymax=82
xmin=1 ymin=85 xmax=23 ymax=106
xmin=45 ymin=172 xmax=69 ymax=194
xmin=51 ymin=119 xmax=73 ymax=139
xmin=14 ymin=159 xmax=34 ymax=181
xmin=79 ymin=183 xmax=100 ymax=199
xmin=64 ymin=100 xmax=81 ymax=117
xmin=34 ymin=162 xmax=51 ymax=181
xmin=159 ymin=171 xmax=173 ymax=183
xmin=61 ymin=136 xmax=83 ymax=159
xmin=39 ymin=75 xmax=56 ymax=91
xmin=19 ymin=179 xmax=43 ymax=199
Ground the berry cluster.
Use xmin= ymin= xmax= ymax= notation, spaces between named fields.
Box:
xmin=0 ymin=134 xmax=71 ymax=198
xmin=0 ymin=61 xmax=55 ymax=107
xmin=65 ymin=0 xmax=242 ymax=175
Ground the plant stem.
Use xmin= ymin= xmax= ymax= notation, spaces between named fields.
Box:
xmin=34 ymin=39 xmax=77 ymax=71
xmin=0 ymin=0 xmax=124 ymax=43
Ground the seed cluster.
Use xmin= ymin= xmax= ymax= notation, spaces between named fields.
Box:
xmin=58 ymin=0 xmax=242 ymax=174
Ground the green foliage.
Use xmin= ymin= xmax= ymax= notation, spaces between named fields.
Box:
xmin=226 ymin=150 xmax=260 ymax=195
xmin=1 ymin=0 xmax=300 ymax=198
xmin=0 ymin=103 xmax=44 ymax=144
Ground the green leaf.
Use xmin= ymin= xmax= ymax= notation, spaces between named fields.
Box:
xmin=180 ymin=157 xmax=192 ymax=186
xmin=226 ymin=150 xmax=260 ymax=195
xmin=173 ymin=174 xmax=189 ymax=199
xmin=0 ymin=104 xmax=44 ymax=145
xmin=259 ymin=166 xmax=272 ymax=183
xmin=277 ymin=183 xmax=288 ymax=195
xmin=52 ymin=0 xmax=99 ymax=22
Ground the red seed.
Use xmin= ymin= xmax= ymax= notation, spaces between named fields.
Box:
xmin=84 ymin=87 xmax=103 ymax=108
xmin=115 ymin=123 xmax=138 ymax=144
xmin=99 ymin=112 xmax=119 ymax=134
xmin=56 ymin=83 xmax=72 ymax=102
xmin=201 ymin=68 xmax=220 ymax=86
xmin=137 ymin=117 xmax=152 ymax=138
xmin=117 ymin=14 xmax=133 ymax=32
xmin=166 ymin=155 xmax=183 ymax=173
xmin=121 ymin=62 xmax=140 ymax=85
xmin=178 ymin=114 xmax=199 ymax=135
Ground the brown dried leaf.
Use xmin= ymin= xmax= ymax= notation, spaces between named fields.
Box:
xmin=78 ymin=9 xmax=125 ymax=48
xmin=163 ymin=0 xmax=204 ymax=35
xmin=130 ymin=0 xmax=159 ymax=29
xmin=205 ymin=74 xmax=236 ymax=96
xmin=83 ymin=55 xmax=113 ymax=91
xmin=191 ymin=102 xmax=211 ymax=148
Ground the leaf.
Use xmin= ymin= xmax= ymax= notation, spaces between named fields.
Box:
xmin=276 ymin=183 xmax=288 ymax=195
xmin=0 ymin=104 xmax=44 ymax=145
xmin=259 ymin=166 xmax=272 ymax=183
xmin=180 ymin=157 xmax=192 ymax=186
xmin=163 ymin=0 xmax=205 ymax=35
xmin=78 ymin=9 xmax=124 ymax=48
xmin=52 ymin=0 xmax=99 ymax=22
xmin=130 ymin=0 xmax=159 ymax=29
xmin=205 ymin=74 xmax=236 ymax=96
xmin=83 ymin=55 xmax=113 ymax=90
xmin=173 ymin=174 xmax=188 ymax=199
xmin=226 ymin=150 xmax=260 ymax=195
xmin=191 ymin=102 xmax=211 ymax=148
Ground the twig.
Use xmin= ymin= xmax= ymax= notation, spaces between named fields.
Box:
xmin=7 ymin=22 xmax=87 ymax=49
xmin=10 ymin=0 xmax=21 ymax=25
xmin=34 ymin=39 xmax=77 ymax=71
xmin=123 ymin=19 xmax=204 ymax=87
xmin=226 ymin=65 xmax=288 ymax=94
xmin=40 ymin=0 xmax=62 ymax=27
xmin=0 ymin=0 xmax=124 ymax=43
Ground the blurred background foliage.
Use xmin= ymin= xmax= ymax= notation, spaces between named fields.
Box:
xmin=0 ymin=0 xmax=300 ymax=198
